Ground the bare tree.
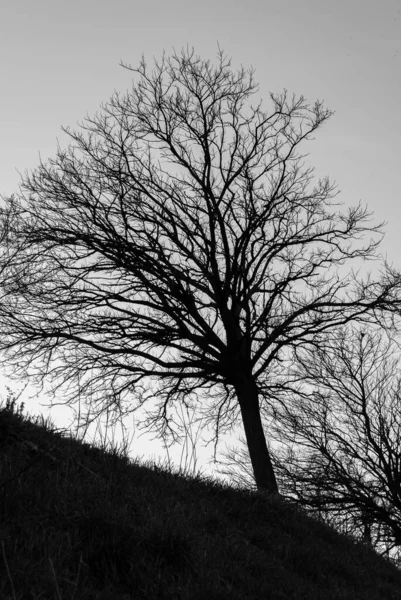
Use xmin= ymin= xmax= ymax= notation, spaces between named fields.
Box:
xmin=267 ymin=326 xmax=401 ymax=560
xmin=0 ymin=48 xmax=400 ymax=493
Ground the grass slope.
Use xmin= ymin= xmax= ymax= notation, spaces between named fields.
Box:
xmin=1 ymin=399 xmax=401 ymax=600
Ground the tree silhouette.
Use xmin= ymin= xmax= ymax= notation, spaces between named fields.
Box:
xmin=268 ymin=326 xmax=401 ymax=560
xmin=0 ymin=48 xmax=400 ymax=493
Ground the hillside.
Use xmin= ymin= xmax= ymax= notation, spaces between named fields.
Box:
xmin=1 ymin=398 xmax=401 ymax=600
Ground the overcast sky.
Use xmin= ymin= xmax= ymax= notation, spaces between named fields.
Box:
xmin=1 ymin=0 xmax=400 ymax=485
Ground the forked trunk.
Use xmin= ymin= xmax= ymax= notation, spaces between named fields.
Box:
xmin=235 ymin=377 xmax=278 ymax=494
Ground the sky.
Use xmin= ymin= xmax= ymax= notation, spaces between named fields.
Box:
xmin=0 ymin=0 xmax=400 ymax=487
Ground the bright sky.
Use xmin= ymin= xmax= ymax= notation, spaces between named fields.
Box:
xmin=1 ymin=0 xmax=400 ymax=486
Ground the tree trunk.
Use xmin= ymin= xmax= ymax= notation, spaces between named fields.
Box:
xmin=235 ymin=377 xmax=279 ymax=494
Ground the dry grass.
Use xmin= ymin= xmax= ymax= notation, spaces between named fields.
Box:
xmin=1 ymin=396 xmax=401 ymax=599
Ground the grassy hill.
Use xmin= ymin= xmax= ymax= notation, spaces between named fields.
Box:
xmin=1 ymin=397 xmax=401 ymax=600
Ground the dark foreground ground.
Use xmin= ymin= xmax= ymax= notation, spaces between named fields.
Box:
xmin=1 ymin=398 xmax=401 ymax=599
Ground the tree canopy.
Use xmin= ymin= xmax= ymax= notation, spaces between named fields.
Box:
xmin=0 ymin=48 xmax=400 ymax=493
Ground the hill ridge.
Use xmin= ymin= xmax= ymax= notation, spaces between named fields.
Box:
xmin=1 ymin=399 xmax=401 ymax=599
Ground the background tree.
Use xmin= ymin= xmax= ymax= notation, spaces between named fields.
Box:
xmin=0 ymin=48 xmax=400 ymax=494
xmin=266 ymin=326 xmax=401 ymax=563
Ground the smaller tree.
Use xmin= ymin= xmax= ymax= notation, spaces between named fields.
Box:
xmin=267 ymin=326 xmax=401 ymax=563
